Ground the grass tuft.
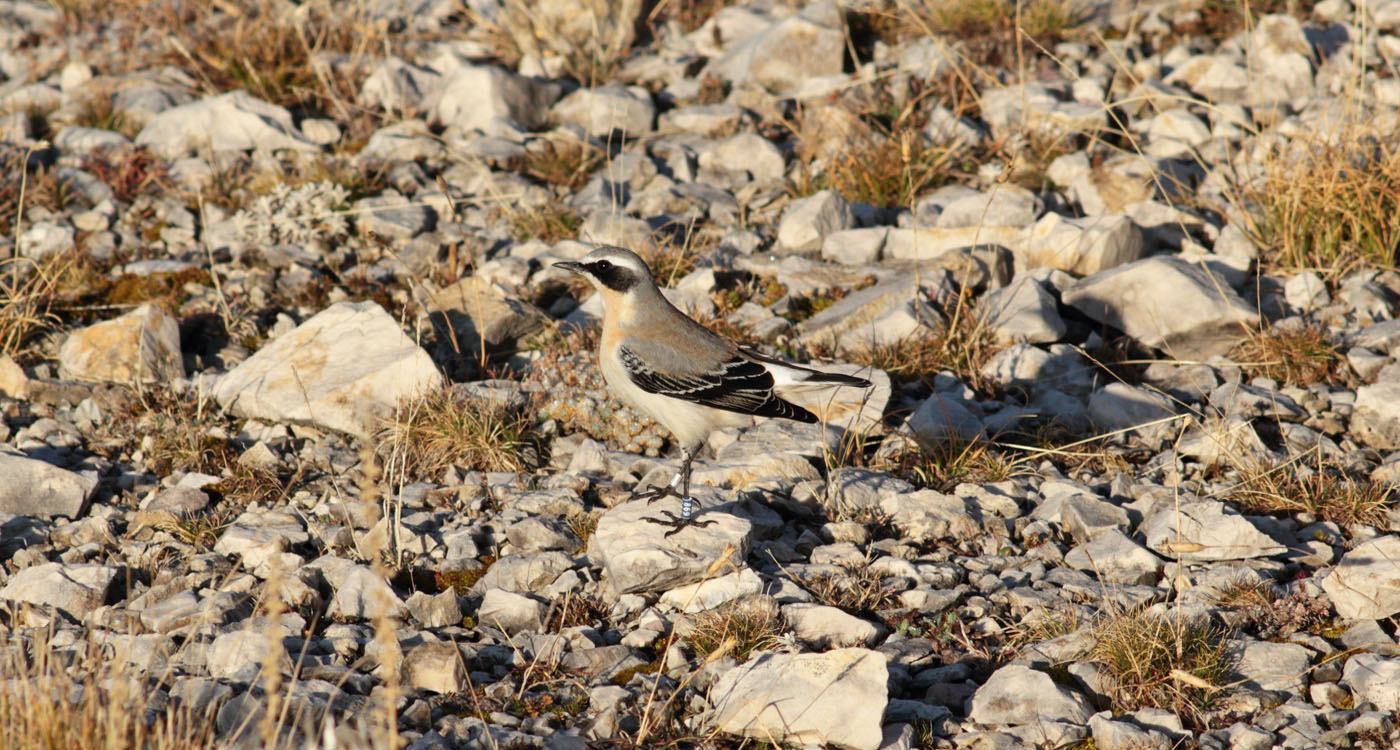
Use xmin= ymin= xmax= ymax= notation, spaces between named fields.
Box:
xmin=377 ymin=386 xmax=538 ymax=481
xmin=1089 ymin=610 xmax=1232 ymax=722
xmin=509 ymin=204 xmax=582 ymax=244
xmin=1246 ymin=135 xmax=1400 ymax=277
xmin=684 ymin=596 xmax=786 ymax=661
xmin=1229 ymin=322 xmax=1340 ymax=387
xmin=1229 ymin=457 xmax=1394 ymax=528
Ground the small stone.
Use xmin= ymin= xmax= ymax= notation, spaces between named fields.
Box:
xmin=1342 ymin=653 xmax=1400 ymax=712
xmin=135 ymin=90 xmax=318 ymax=159
xmin=777 ymin=189 xmax=854 ymax=253
xmin=428 ymin=63 xmax=560 ymax=132
xmin=1063 ymin=255 xmax=1256 ymax=359
xmin=330 ymin=565 xmax=408 ymax=621
xmin=477 ymin=588 xmax=545 ymax=634
xmin=1140 ymin=501 xmax=1286 ymax=561
xmin=981 ymin=274 xmax=1067 ymax=345
xmin=425 ymin=277 xmax=549 ymax=355
xmin=550 ymin=85 xmax=654 ymax=136
xmin=588 ymin=492 xmax=753 ymax=595
xmin=404 ymin=642 xmax=467 ymax=695
xmin=0 ymin=562 xmax=118 ymax=619
xmin=1065 ymin=529 xmax=1163 ymax=585
xmin=783 ymin=603 xmax=884 ymax=648
xmin=206 ymin=626 xmax=292 ymax=682
xmin=660 ymin=568 xmax=763 ymax=613
xmin=405 ymin=589 xmax=462 ymax=629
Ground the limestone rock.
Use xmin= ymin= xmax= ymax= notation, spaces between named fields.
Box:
xmin=58 ymin=303 xmax=181 ymax=384
xmin=425 ymin=276 xmax=549 ymax=356
xmin=969 ymin=663 xmax=1094 ymax=725
xmin=135 ymin=90 xmax=318 ymax=159
xmin=1063 ymin=255 xmax=1255 ymax=359
xmin=0 ymin=562 xmax=119 ymax=619
xmin=212 ymin=301 xmax=443 ymax=437
xmin=709 ymin=648 xmax=888 ymax=750
xmin=1321 ymin=536 xmax=1400 ymax=619
xmin=1140 ymin=501 xmax=1286 ymax=562
xmin=588 ymin=492 xmax=753 ymax=595
xmin=0 ymin=448 xmax=98 ymax=519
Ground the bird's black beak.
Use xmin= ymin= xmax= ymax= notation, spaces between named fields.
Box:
xmin=553 ymin=260 xmax=584 ymax=274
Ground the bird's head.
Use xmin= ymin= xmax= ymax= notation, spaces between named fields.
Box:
xmin=553 ymin=246 xmax=655 ymax=295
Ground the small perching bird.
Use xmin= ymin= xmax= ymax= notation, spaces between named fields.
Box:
xmin=554 ymin=246 xmax=872 ymax=534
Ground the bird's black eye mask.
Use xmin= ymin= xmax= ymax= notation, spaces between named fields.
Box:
xmin=588 ymin=260 xmax=635 ymax=292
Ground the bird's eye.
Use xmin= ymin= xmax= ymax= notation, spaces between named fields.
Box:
xmin=594 ymin=260 xmax=612 ymax=270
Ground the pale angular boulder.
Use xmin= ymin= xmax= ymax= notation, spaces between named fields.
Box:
xmin=588 ymin=491 xmax=753 ymax=595
xmin=212 ymin=301 xmax=443 ymax=437
xmin=428 ymin=63 xmax=561 ymax=132
xmin=1321 ymin=536 xmax=1400 ymax=619
xmin=969 ymin=663 xmax=1094 ymax=725
xmin=705 ymin=0 xmax=845 ymax=94
xmin=135 ymin=90 xmax=318 ymax=159
xmin=550 ymin=85 xmax=654 ymax=136
xmin=424 ymin=276 xmax=549 ymax=355
xmin=1024 ymin=213 xmax=1144 ymax=275
xmin=709 ymin=648 xmax=888 ymax=750
xmin=1063 ymin=255 xmax=1255 ymax=359
xmin=0 ymin=448 xmax=98 ymax=518
xmin=0 ymin=562 xmax=119 ymax=619
xmin=1140 ymin=501 xmax=1286 ymax=562
xmin=59 ymin=303 xmax=181 ymax=384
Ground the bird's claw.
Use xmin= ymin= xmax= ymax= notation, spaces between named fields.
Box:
xmin=633 ymin=484 xmax=680 ymax=505
xmin=643 ymin=510 xmax=716 ymax=537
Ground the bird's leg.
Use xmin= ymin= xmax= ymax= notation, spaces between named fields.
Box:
xmin=643 ymin=448 xmax=714 ymax=536
xmin=633 ymin=447 xmax=695 ymax=504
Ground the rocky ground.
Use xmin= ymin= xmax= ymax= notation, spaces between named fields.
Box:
xmin=3 ymin=0 xmax=1400 ymax=748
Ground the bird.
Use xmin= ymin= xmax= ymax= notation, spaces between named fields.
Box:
xmin=553 ymin=246 xmax=872 ymax=535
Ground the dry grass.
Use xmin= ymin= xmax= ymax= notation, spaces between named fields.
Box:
xmin=894 ymin=434 xmax=1014 ymax=493
xmin=1089 ymin=610 xmax=1232 ymax=723
xmin=377 ymin=386 xmax=538 ymax=481
xmin=155 ymin=0 xmax=382 ymax=114
xmin=796 ymin=562 xmax=900 ymax=616
xmin=1229 ymin=322 xmax=1340 ymax=387
xmin=509 ymin=204 xmax=582 ymax=244
xmin=684 ymin=596 xmax=786 ymax=661
xmin=859 ymin=0 xmax=1086 ymax=70
xmin=1229 ymin=457 xmax=1394 ymax=528
xmin=1245 ymin=135 xmax=1400 ymax=277
xmin=806 ymin=124 xmax=961 ymax=210
xmin=833 ymin=289 xmax=1000 ymax=393
xmin=523 ymin=139 xmax=606 ymax=191
xmin=0 ymin=637 xmax=215 ymax=750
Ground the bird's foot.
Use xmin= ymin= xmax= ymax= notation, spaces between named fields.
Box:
xmin=643 ymin=509 xmax=717 ymax=537
xmin=633 ymin=481 xmax=681 ymax=505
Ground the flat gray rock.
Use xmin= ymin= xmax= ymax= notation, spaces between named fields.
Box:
xmin=135 ymin=90 xmax=318 ymax=159
xmin=212 ymin=301 xmax=443 ymax=437
xmin=1063 ymin=255 xmax=1255 ymax=358
xmin=1140 ymin=501 xmax=1286 ymax=561
xmin=1320 ymin=536 xmax=1400 ymax=619
xmin=969 ymin=663 xmax=1094 ymax=726
xmin=709 ymin=648 xmax=888 ymax=750
xmin=0 ymin=448 xmax=97 ymax=519
xmin=587 ymin=491 xmax=753 ymax=595
xmin=0 ymin=562 xmax=118 ymax=619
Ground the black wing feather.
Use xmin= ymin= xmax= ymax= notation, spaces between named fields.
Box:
xmin=618 ymin=345 xmax=817 ymax=422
